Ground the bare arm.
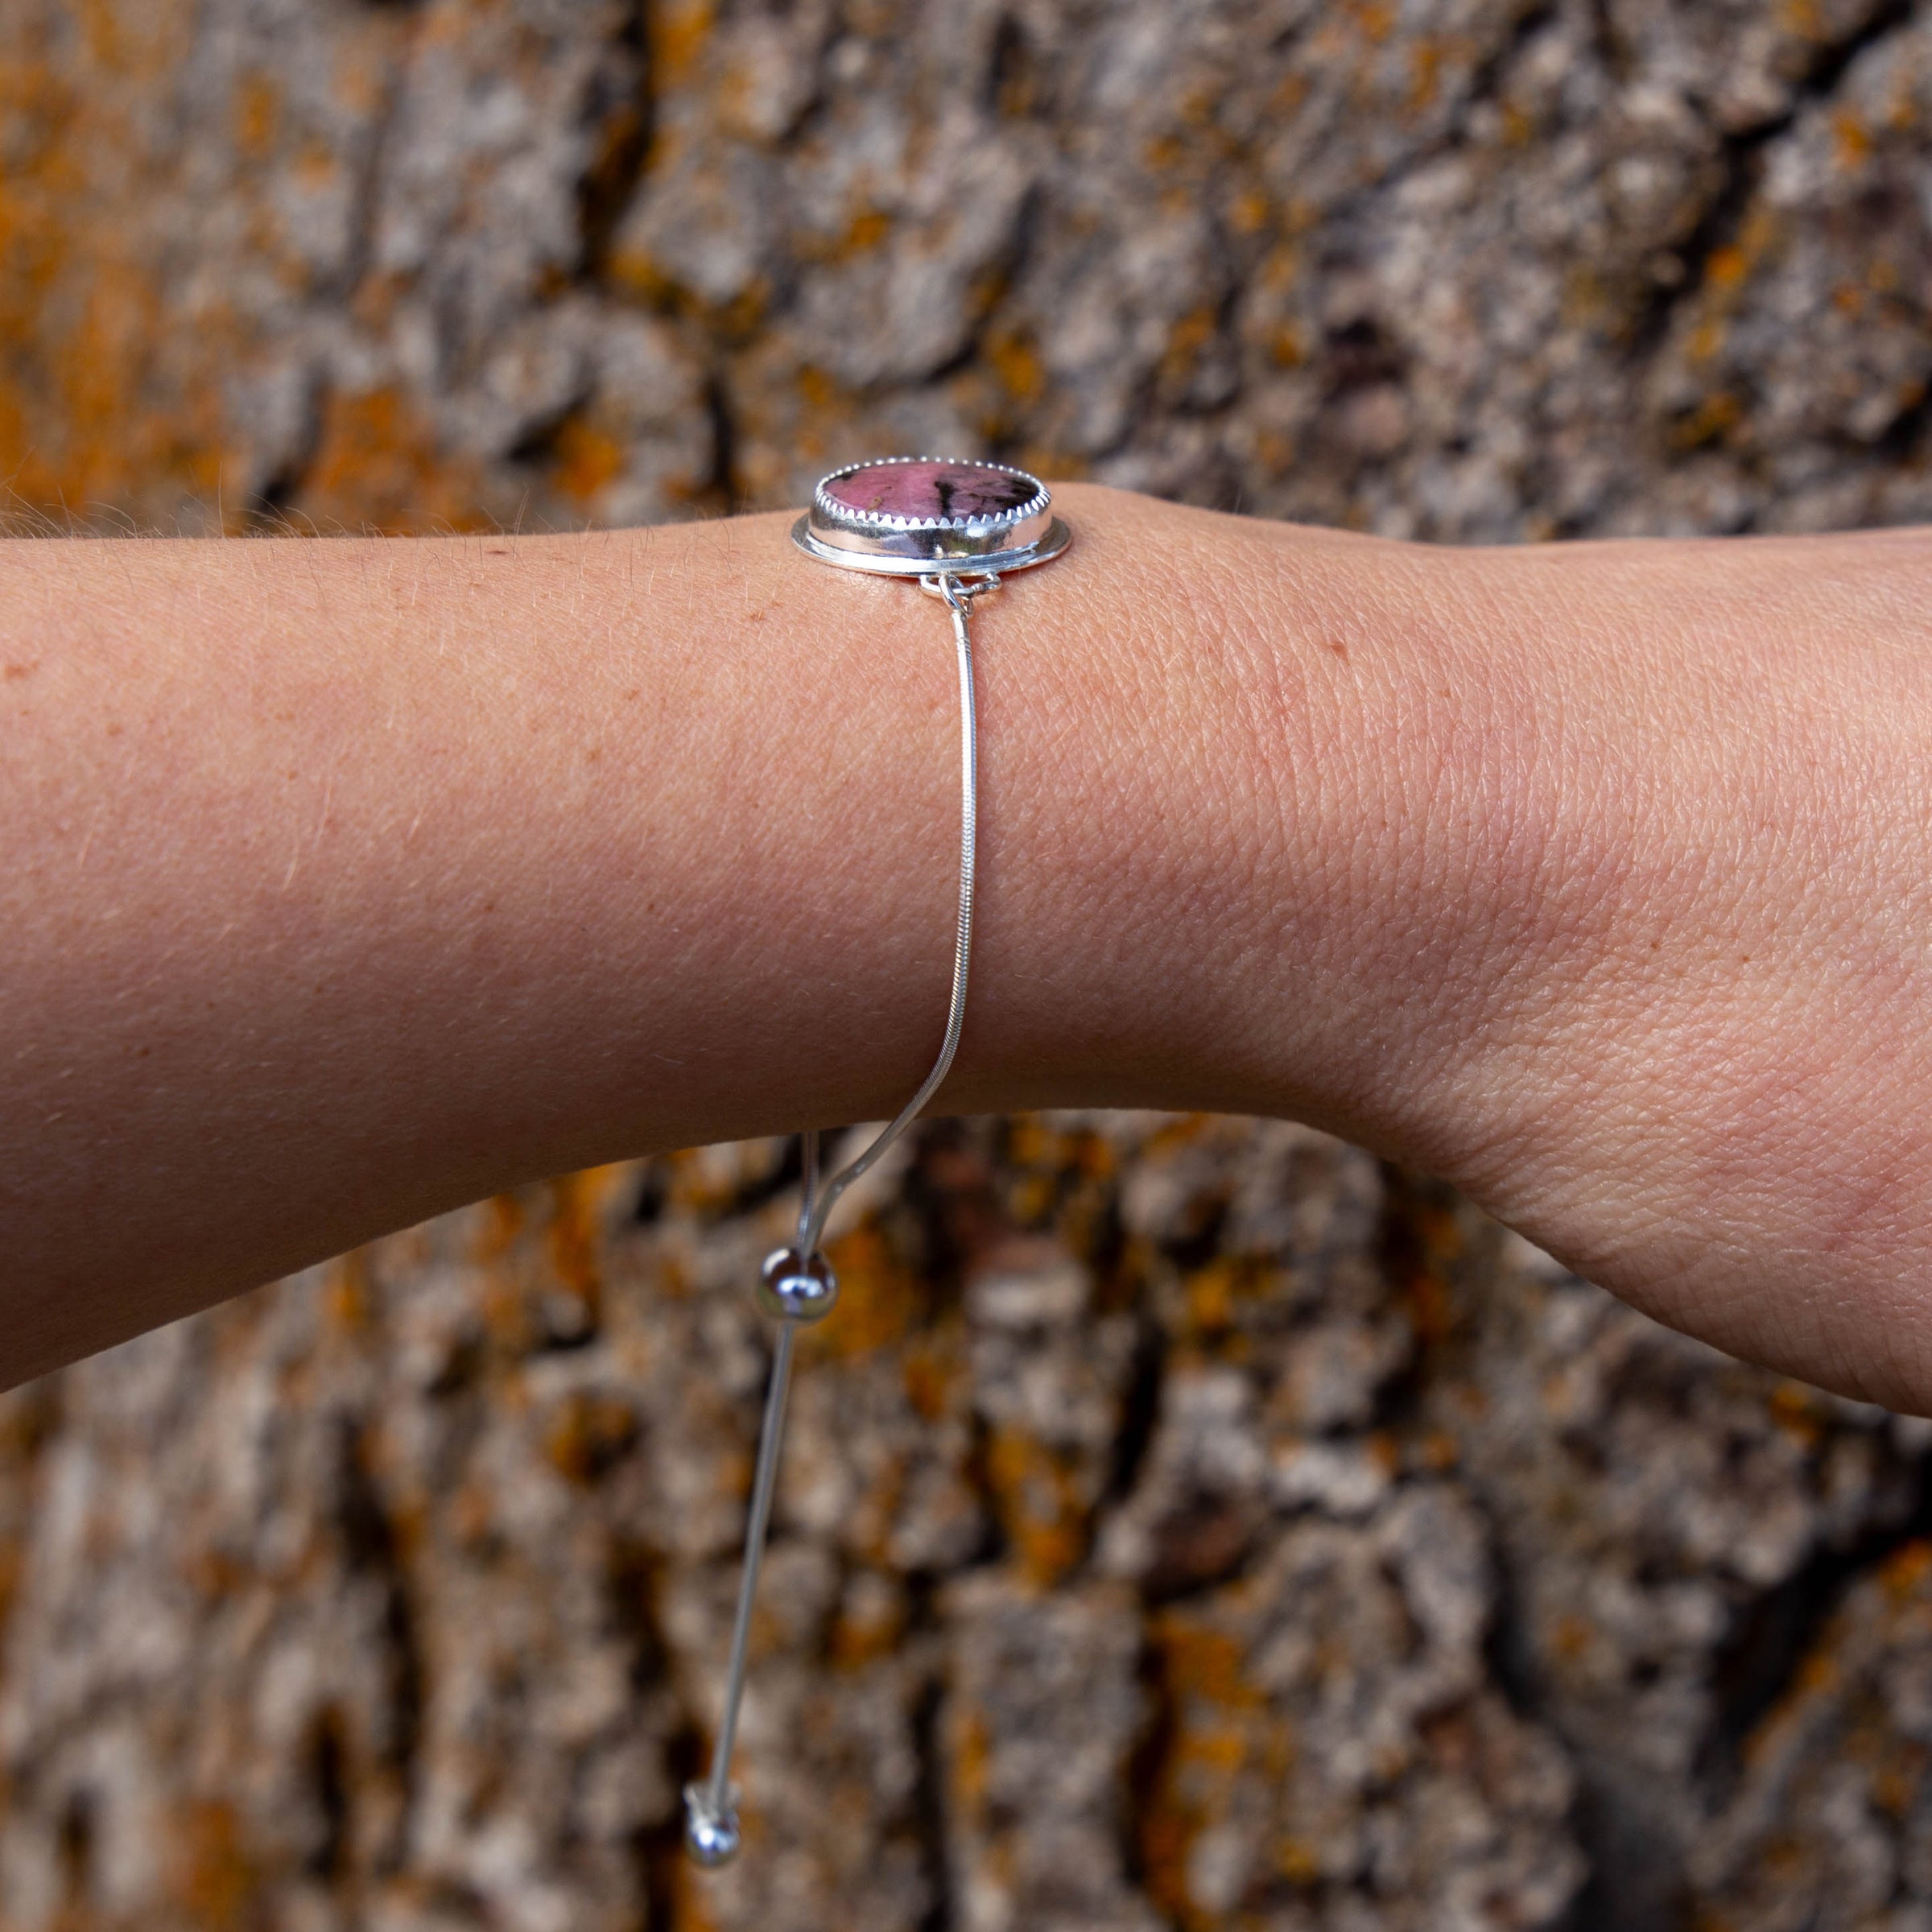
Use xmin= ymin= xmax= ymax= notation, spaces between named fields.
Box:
xmin=2 ymin=488 xmax=1928 ymax=1405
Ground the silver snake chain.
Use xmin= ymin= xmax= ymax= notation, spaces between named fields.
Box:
xmin=683 ymin=567 xmax=996 ymax=1867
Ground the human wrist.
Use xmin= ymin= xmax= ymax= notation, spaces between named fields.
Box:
xmin=1345 ymin=529 xmax=1932 ymax=1407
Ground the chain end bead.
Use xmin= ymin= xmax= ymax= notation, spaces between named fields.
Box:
xmin=683 ymin=1783 xmax=742 ymax=1867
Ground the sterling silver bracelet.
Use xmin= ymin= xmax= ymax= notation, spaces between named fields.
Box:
xmin=683 ymin=457 xmax=1071 ymax=1868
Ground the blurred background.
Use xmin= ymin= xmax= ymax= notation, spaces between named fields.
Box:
xmin=2 ymin=2 xmax=1932 ymax=1928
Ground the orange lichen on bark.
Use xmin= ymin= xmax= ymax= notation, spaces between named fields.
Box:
xmin=544 ymin=1389 xmax=641 ymax=1484
xmin=828 ymin=1573 xmax=908 ymax=1670
xmin=1138 ymin=1612 xmax=1278 ymax=1927
xmin=808 ymin=1224 xmax=919 ymax=1361
xmin=545 ymin=1169 xmax=609 ymax=1328
xmin=231 ymin=70 xmax=279 ymax=159
xmin=1395 ymin=1199 xmax=1462 ymax=1348
xmin=983 ymin=1425 xmax=1091 ymax=1584
xmin=1881 ymin=1538 xmax=1932 ymax=1600
xmin=324 ymin=1250 xmax=374 ymax=1335
xmin=297 ymin=388 xmax=491 ymax=536
xmin=0 ymin=202 xmax=230 ymax=524
xmin=1767 ymin=1379 xmax=1823 ymax=1448
xmin=550 ymin=415 xmax=628 ymax=507
xmin=1834 ymin=109 xmax=1873 ymax=167
xmin=648 ymin=0 xmax=715 ymax=92
xmin=901 ymin=1336 xmax=964 ymax=1421
xmin=0 ymin=7 xmax=251 ymax=527
xmin=174 ymin=1800 xmax=260 ymax=1931
xmin=1670 ymin=389 xmax=1745 ymax=448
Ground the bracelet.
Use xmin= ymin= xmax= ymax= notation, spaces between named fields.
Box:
xmin=683 ymin=457 xmax=1071 ymax=1868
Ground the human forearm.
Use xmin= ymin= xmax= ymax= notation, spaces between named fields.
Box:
xmin=1 ymin=494 xmax=1927 ymax=1405
xmin=1 ymin=493 xmax=1272 ymax=1375
xmin=1418 ymin=528 xmax=1932 ymax=1405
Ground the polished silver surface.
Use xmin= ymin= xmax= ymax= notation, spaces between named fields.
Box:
xmin=791 ymin=514 xmax=1070 ymax=576
xmin=681 ymin=1784 xmax=741 ymax=1868
xmin=684 ymin=1307 xmax=793 ymax=1866
xmin=754 ymin=1246 xmax=839 ymax=1323
xmin=792 ymin=569 xmax=993 ymax=1265
xmin=689 ymin=471 xmax=1069 ymax=1870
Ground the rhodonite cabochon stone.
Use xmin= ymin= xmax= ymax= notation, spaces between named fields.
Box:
xmin=823 ymin=459 xmax=1038 ymax=523
xmin=795 ymin=456 xmax=1065 ymax=574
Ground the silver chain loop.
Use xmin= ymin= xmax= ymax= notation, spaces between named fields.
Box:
xmin=684 ymin=567 xmax=990 ymax=1867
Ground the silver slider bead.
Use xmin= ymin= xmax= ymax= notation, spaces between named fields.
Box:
xmin=756 ymin=1246 xmax=839 ymax=1325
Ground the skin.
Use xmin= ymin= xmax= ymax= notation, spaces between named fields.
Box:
xmin=0 ymin=485 xmax=1927 ymax=1405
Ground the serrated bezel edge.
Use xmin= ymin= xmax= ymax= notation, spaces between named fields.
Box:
xmin=812 ymin=455 xmax=1050 ymax=533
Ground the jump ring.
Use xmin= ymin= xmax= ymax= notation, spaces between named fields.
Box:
xmin=919 ymin=570 xmax=1001 ymax=608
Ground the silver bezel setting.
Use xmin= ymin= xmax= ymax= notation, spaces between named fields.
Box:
xmin=792 ymin=456 xmax=1069 ymax=576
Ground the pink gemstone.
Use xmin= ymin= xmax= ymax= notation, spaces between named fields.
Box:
xmin=824 ymin=460 xmax=1036 ymax=522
